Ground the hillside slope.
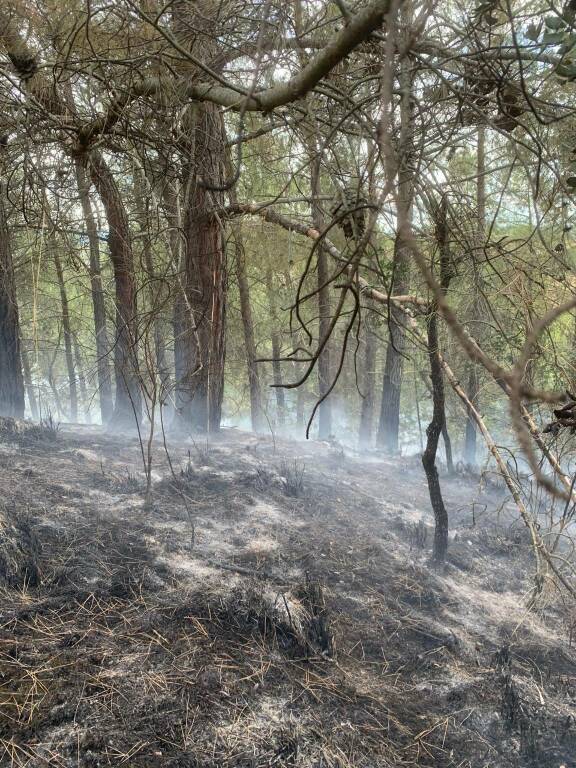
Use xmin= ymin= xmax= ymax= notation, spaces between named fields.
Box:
xmin=0 ymin=423 xmax=574 ymax=767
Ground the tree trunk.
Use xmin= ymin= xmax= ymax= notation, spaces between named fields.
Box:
xmin=265 ymin=265 xmax=286 ymax=427
xmin=134 ymin=167 xmax=171 ymax=419
xmin=74 ymin=159 xmax=113 ymax=425
xmin=88 ymin=151 xmax=141 ymax=428
xmin=229 ymin=179 xmax=263 ymax=432
xmin=377 ymin=56 xmax=414 ymax=453
xmin=464 ymin=126 xmax=486 ymax=466
xmin=20 ymin=341 xmax=38 ymax=420
xmin=51 ymin=233 xmax=78 ymax=422
xmin=172 ymin=2 xmax=227 ymax=434
xmin=310 ymin=156 xmax=332 ymax=439
xmin=0 ymin=157 xmax=24 ymax=419
xmin=359 ymin=316 xmax=377 ymax=448
xmin=294 ymin=0 xmax=332 ymax=438
xmin=73 ymin=332 xmax=91 ymax=423
xmin=442 ymin=419 xmax=454 ymax=475
xmin=159 ymin=182 xmax=185 ymax=426
xmin=422 ymin=195 xmax=453 ymax=564
xmin=178 ymin=104 xmax=227 ymax=434
xmin=46 ymin=341 xmax=65 ymax=420
xmin=422 ymin=307 xmax=449 ymax=564
xmin=284 ymin=269 xmax=305 ymax=429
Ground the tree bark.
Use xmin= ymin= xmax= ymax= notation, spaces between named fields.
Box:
xmin=0 ymin=154 xmax=24 ymax=420
xmin=172 ymin=2 xmax=227 ymax=434
xmin=179 ymin=105 xmax=227 ymax=433
xmin=74 ymin=160 xmax=113 ymax=425
xmin=88 ymin=152 xmax=141 ymax=428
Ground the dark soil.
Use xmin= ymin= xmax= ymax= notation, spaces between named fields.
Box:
xmin=0 ymin=424 xmax=574 ymax=767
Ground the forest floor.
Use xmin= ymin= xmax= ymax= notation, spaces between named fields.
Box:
xmin=0 ymin=421 xmax=575 ymax=768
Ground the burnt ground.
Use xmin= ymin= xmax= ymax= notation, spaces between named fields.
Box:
xmin=0 ymin=422 xmax=575 ymax=767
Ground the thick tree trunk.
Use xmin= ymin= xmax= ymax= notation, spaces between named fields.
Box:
xmin=464 ymin=126 xmax=486 ymax=466
xmin=178 ymin=104 xmax=227 ymax=434
xmin=359 ymin=316 xmax=377 ymax=448
xmin=51 ymin=234 xmax=78 ymax=422
xmin=74 ymin=160 xmax=113 ymax=425
xmin=88 ymin=152 xmax=141 ymax=428
xmin=377 ymin=57 xmax=414 ymax=453
xmin=0 ymin=161 xmax=24 ymax=419
xmin=171 ymin=2 xmax=227 ymax=434
xmin=265 ymin=265 xmax=286 ymax=427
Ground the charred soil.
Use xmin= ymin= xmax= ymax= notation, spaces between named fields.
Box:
xmin=0 ymin=423 xmax=574 ymax=767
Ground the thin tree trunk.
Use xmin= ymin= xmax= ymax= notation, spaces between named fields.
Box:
xmin=284 ymin=269 xmax=305 ymax=429
xmin=89 ymin=151 xmax=141 ymax=428
xmin=74 ymin=159 xmax=113 ymax=425
xmin=464 ymin=125 xmax=486 ymax=465
xmin=160 ymin=182 xmax=186 ymax=426
xmin=51 ymin=233 xmax=78 ymax=422
xmin=134 ymin=167 xmax=171 ymax=418
xmin=359 ymin=316 xmax=377 ymax=447
xmin=419 ymin=368 xmax=454 ymax=474
xmin=0 ymin=153 xmax=24 ymax=419
xmin=442 ymin=419 xmax=454 ymax=475
xmin=73 ymin=332 xmax=91 ymax=423
xmin=46 ymin=340 xmax=65 ymax=420
xmin=422 ymin=195 xmax=453 ymax=563
xmin=228 ymin=179 xmax=263 ymax=432
xmin=377 ymin=55 xmax=414 ymax=453
xmin=422 ymin=306 xmax=449 ymax=563
xmin=294 ymin=0 xmax=332 ymax=438
xmin=20 ymin=341 xmax=38 ymax=420
xmin=310 ymin=155 xmax=332 ymax=439
xmin=265 ymin=265 xmax=286 ymax=427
